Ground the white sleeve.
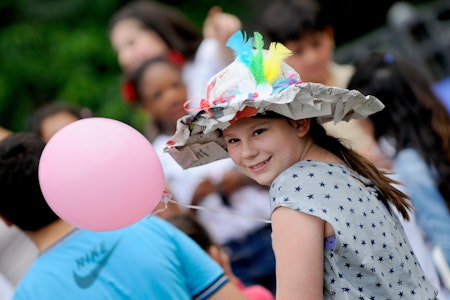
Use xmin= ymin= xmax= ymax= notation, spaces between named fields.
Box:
xmin=183 ymin=39 xmax=227 ymax=99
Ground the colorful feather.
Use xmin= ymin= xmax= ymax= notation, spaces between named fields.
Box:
xmin=249 ymin=32 xmax=265 ymax=84
xmin=226 ymin=31 xmax=253 ymax=66
xmin=264 ymin=42 xmax=292 ymax=84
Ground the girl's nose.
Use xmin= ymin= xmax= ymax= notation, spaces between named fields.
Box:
xmin=241 ymin=140 xmax=258 ymax=158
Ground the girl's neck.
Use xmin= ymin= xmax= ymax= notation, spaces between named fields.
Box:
xmin=25 ymin=219 xmax=76 ymax=252
xmin=303 ymin=142 xmax=345 ymax=165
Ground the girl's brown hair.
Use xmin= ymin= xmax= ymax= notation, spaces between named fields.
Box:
xmin=310 ymin=118 xmax=412 ymax=220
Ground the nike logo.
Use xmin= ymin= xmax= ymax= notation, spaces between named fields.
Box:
xmin=73 ymin=238 xmax=121 ymax=289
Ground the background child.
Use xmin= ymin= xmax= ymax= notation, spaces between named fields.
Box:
xmin=260 ymin=0 xmax=390 ymax=168
xmin=0 ymin=132 xmax=248 ymax=299
xmin=165 ymin=31 xmax=439 ymax=299
xmin=127 ymin=56 xmax=187 ymax=141
xmin=261 ymin=0 xmax=352 ymax=88
xmin=167 ymin=214 xmax=275 ymax=300
xmin=0 ymin=102 xmax=93 ymax=288
xmin=348 ymin=52 xmax=450 ymax=297
xmin=30 ymin=101 xmax=93 ymax=142
xmin=108 ymin=0 xmax=241 ymax=100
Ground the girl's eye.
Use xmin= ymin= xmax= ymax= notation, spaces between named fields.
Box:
xmin=151 ymin=90 xmax=163 ymax=102
xmin=126 ymin=37 xmax=136 ymax=47
xmin=226 ymin=138 xmax=239 ymax=145
xmin=311 ymin=35 xmax=324 ymax=49
xmin=173 ymin=78 xmax=184 ymax=88
xmin=312 ymin=39 xmax=322 ymax=49
xmin=253 ymin=128 xmax=266 ymax=136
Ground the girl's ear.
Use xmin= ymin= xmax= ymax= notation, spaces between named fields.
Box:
xmin=291 ymin=118 xmax=310 ymax=137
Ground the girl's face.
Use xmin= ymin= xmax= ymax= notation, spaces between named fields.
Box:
xmin=223 ymin=117 xmax=309 ymax=186
xmin=139 ymin=62 xmax=187 ymax=132
xmin=284 ymin=28 xmax=335 ymax=84
xmin=110 ymin=19 xmax=169 ymax=73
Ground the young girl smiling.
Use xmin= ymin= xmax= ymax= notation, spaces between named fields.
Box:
xmin=165 ymin=31 xmax=439 ymax=299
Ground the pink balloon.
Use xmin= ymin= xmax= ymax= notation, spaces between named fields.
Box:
xmin=38 ymin=117 xmax=164 ymax=231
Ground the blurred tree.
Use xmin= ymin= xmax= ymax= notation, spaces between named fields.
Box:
xmin=0 ymin=0 xmax=140 ymax=132
xmin=0 ymin=0 xmax=247 ymax=133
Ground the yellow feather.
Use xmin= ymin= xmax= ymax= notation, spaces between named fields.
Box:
xmin=263 ymin=42 xmax=292 ymax=84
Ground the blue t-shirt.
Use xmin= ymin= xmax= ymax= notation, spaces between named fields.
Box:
xmin=14 ymin=217 xmax=227 ymax=300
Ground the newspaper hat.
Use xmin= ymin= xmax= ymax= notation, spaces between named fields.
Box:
xmin=164 ymin=31 xmax=384 ymax=169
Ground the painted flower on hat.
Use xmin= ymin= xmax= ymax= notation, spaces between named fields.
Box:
xmin=235 ymin=79 xmax=273 ymax=101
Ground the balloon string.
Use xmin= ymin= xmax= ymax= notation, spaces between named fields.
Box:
xmin=149 ymin=192 xmax=271 ymax=224
xmin=150 ymin=202 xmax=169 ymax=216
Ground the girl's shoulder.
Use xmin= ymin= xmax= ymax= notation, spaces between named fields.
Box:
xmin=272 ymin=160 xmax=374 ymax=193
xmin=281 ymin=160 xmax=352 ymax=178
xmin=273 ymin=160 xmax=359 ymax=187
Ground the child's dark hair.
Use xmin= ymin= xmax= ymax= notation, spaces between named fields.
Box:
xmin=309 ymin=118 xmax=412 ymax=220
xmin=261 ymin=0 xmax=328 ymax=44
xmin=30 ymin=102 xmax=92 ymax=138
xmin=108 ymin=0 xmax=201 ymax=61
xmin=0 ymin=132 xmax=60 ymax=231
xmin=348 ymin=52 xmax=450 ymax=210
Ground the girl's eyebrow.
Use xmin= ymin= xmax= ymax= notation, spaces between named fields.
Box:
xmin=222 ymin=131 xmax=235 ymax=140
xmin=223 ymin=120 xmax=272 ymax=139
xmin=248 ymin=120 xmax=272 ymax=130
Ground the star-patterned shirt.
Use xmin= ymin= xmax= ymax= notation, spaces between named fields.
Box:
xmin=270 ymin=160 xmax=438 ymax=299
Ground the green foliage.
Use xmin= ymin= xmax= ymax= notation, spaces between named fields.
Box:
xmin=0 ymin=0 xmax=145 ymax=133
xmin=0 ymin=0 xmax=252 ymax=133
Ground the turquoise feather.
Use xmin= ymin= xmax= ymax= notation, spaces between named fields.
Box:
xmin=226 ymin=31 xmax=253 ymax=66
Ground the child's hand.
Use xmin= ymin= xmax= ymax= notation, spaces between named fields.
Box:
xmin=203 ymin=6 xmax=241 ymax=44
xmin=203 ymin=6 xmax=241 ymax=65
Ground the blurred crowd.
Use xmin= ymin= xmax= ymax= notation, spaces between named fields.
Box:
xmin=1 ymin=0 xmax=449 ymax=299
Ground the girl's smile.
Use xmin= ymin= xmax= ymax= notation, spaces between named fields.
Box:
xmin=223 ymin=117 xmax=311 ymax=185
xmin=247 ymin=157 xmax=271 ymax=173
